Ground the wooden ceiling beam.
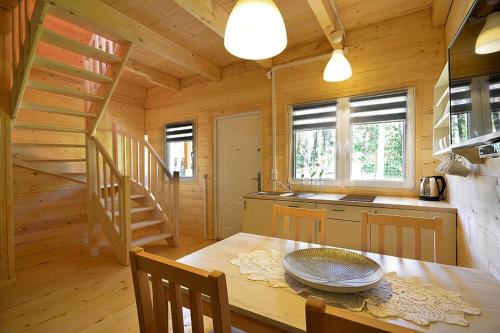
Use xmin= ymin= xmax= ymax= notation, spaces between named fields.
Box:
xmin=432 ymin=0 xmax=452 ymax=27
xmin=42 ymin=0 xmax=222 ymax=81
xmin=306 ymin=0 xmax=343 ymax=49
xmin=125 ymin=60 xmax=181 ymax=91
xmin=172 ymin=0 xmax=272 ymax=69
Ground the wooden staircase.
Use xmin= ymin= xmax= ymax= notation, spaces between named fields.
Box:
xmin=10 ymin=0 xmax=179 ymax=266
xmin=10 ymin=0 xmax=130 ymax=182
xmin=87 ymin=134 xmax=180 ymax=265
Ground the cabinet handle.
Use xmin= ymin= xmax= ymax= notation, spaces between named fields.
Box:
xmin=288 ymin=205 xmax=300 ymax=208
xmin=331 ymin=208 xmax=345 ymax=212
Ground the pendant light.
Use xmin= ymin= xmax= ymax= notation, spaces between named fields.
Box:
xmin=224 ymin=0 xmax=287 ymax=60
xmin=475 ymin=12 xmax=500 ymax=55
xmin=323 ymin=49 xmax=352 ymax=82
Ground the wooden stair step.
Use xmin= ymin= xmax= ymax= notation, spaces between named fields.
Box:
xmin=13 ymin=143 xmax=86 ymax=148
xmin=21 ymin=102 xmax=96 ymax=118
xmin=131 ymin=219 xmax=163 ymax=231
xmin=27 ymin=80 xmax=105 ymax=101
xmin=131 ymin=206 xmax=155 ymax=214
xmin=131 ymin=194 xmax=147 ymax=200
xmin=19 ymin=158 xmax=86 ymax=162
xmin=131 ymin=233 xmax=171 ymax=248
xmin=112 ymin=206 xmax=154 ymax=216
xmin=33 ymin=56 xmax=114 ymax=83
xmin=15 ymin=121 xmax=86 ymax=133
xmin=40 ymin=28 xmax=121 ymax=64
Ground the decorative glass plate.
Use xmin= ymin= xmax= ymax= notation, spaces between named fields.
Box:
xmin=283 ymin=248 xmax=383 ymax=293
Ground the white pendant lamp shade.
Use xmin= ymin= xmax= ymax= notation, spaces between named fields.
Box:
xmin=475 ymin=12 xmax=500 ymax=55
xmin=224 ymin=0 xmax=287 ymax=60
xmin=323 ymin=49 xmax=352 ymax=82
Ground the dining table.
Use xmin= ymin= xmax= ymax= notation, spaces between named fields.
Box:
xmin=176 ymin=232 xmax=500 ymax=333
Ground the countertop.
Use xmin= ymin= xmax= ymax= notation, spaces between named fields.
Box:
xmin=243 ymin=192 xmax=457 ymax=213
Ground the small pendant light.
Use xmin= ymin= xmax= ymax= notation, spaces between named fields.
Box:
xmin=323 ymin=49 xmax=352 ymax=82
xmin=224 ymin=0 xmax=287 ymax=60
xmin=475 ymin=11 xmax=500 ymax=55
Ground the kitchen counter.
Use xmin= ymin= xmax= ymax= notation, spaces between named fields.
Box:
xmin=243 ymin=192 xmax=457 ymax=213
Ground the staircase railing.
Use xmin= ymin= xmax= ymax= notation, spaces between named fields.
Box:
xmin=114 ymin=132 xmax=180 ymax=246
xmin=87 ymin=136 xmax=131 ymax=265
xmin=11 ymin=0 xmax=50 ymax=120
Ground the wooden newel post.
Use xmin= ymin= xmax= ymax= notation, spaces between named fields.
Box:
xmin=86 ymin=138 xmax=100 ymax=257
xmin=121 ymin=175 xmax=132 ymax=265
xmin=171 ymin=171 xmax=180 ymax=247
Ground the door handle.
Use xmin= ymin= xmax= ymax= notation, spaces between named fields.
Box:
xmin=251 ymin=172 xmax=261 ymax=191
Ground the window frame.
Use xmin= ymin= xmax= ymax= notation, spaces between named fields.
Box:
xmin=288 ymin=100 xmax=340 ymax=186
xmin=164 ymin=120 xmax=196 ymax=181
xmin=289 ymin=88 xmax=415 ymax=190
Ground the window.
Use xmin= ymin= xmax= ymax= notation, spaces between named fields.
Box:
xmin=291 ymin=101 xmax=337 ymax=181
xmin=349 ymin=91 xmax=408 ymax=184
xmin=165 ymin=122 xmax=195 ymax=179
xmin=450 ymin=80 xmax=472 ymax=143
xmin=290 ymin=89 xmax=415 ymax=189
xmin=488 ymin=75 xmax=500 ymax=132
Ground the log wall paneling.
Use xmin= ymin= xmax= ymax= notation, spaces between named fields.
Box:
xmin=445 ymin=0 xmax=500 ymax=281
xmin=145 ymin=9 xmax=446 ymax=239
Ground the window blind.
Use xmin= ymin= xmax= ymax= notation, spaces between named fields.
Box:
xmin=450 ymin=80 xmax=472 ymax=114
xmin=489 ymin=75 xmax=500 ymax=112
xmin=349 ymin=91 xmax=407 ymax=124
xmin=165 ymin=123 xmax=193 ymax=142
xmin=292 ymin=101 xmax=337 ymax=131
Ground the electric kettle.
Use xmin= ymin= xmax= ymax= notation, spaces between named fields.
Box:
xmin=419 ymin=176 xmax=446 ymax=201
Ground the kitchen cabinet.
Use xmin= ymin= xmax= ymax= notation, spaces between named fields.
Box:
xmin=317 ymin=203 xmax=368 ymax=250
xmin=369 ymin=207 xmax=456 ymax=265
xmin=242 ymin=198 xmax=315 ymax=242
xmin=243 ymin=196 xmax=457 ymax=265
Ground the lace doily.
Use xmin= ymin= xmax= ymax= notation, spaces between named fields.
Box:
xmin=230 ymin=249 xmax=480 ymax=327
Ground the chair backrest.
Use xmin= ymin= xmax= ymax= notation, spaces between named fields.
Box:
xmin=305 ymin=296 xmax=419 ymax=333
xmin=361 ymin=211 xmax=444 ymax=263
xmin=271 ymin=204 xmax=327 ymax=244
xmin=129 ymin=247 xmax=232 ymax=333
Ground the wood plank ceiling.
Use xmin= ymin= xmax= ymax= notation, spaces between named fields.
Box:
xmin=94 ymin=0 xmax=434 ymax=87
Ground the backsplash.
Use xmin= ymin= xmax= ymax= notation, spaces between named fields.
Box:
xmin=447 ymin=157 xmax=500 ymax=280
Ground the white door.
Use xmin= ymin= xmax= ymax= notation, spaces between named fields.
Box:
xmin=216 ymin=112 xmax=261 ymax=239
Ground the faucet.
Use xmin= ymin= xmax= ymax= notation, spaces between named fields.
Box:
xmin=276 ymin=180 xmax=292 ymax=192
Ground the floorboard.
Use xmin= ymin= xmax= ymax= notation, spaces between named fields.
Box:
xmin=0 ymin=217 xmax=215 ymax=333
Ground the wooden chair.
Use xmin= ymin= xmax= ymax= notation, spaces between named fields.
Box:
xmin=271 ymin=204 xmax=327 ymax=244
xmin=129 ymin=247 xmax=233 ymax=333
xmin=305 ymin=296 xmax=419 ymax=333
xmin=361 ymin=212 xmax=444 ymax=263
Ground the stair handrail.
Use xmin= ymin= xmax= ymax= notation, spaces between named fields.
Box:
xmin=113 ymin=131 xmax=179 ymax=247
xmin=87 ymin=135 xmax=131 ymax=265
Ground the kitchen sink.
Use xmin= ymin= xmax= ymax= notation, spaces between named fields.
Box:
xmin=339 ymin=194 xmax=376 ymax=202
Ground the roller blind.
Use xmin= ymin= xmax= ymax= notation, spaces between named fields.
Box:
xmin=450 ymin=80 xmax=472 ymax=114
xmin=349 ymin=90 xmax=407 ymax=124
xmin=489 ymin=75 xmax=500 ymax=112
xmin=165 ymin=123 xmax=193 ymax=142
xmin=292 ymin=101 xmax=337 ymax=132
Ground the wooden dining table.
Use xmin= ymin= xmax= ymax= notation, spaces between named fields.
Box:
xmin=177 ymin=232 xmax=500 ymax=333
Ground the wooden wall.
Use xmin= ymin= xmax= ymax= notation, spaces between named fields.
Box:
xmin=0 ymin=7 xmax=14 ymax=282
xmin=445 ymin=0 xmax=500 ymax=281
xmin=145 ymin=9 xmax=446 ymax=238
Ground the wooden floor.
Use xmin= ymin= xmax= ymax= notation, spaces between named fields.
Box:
xmin=0 ymin=217 xmax=215 ymax=333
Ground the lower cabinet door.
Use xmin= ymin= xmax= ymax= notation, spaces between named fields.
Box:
xmin=369 ymin=208 xmax=456 ymax=265
xmin=322 ymin=218 xmax=362 ymax=250
xmin=242 ymin=199 xmax=275 ymax=236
